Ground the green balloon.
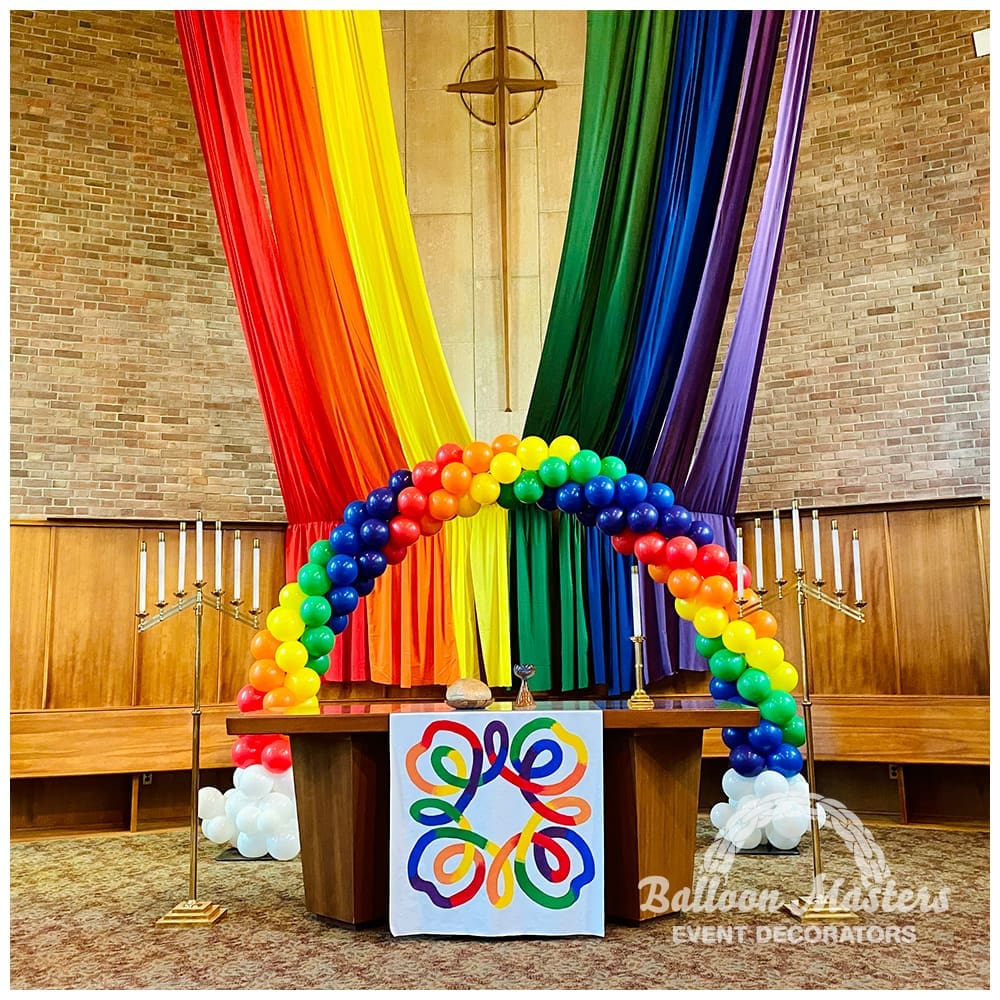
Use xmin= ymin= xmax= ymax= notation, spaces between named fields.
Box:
xmin=695 ymin=633 xmax=726 ymax=660
xmin=759 ymin=690 xmax=797 ymax=727
xmin=299 ymin=594 xmax=332 ymax=627
xmin=782 ymin=714 xmax=807 ymax=747
xmin=709 ymin=649 xmax=745 ymax=683
xmin=736 ymin=667 xmax=772 ymax=705
xmin=600 ymin=455 xmax=627 ymax=481
xmin=302 ymin=625 xmax=335 ymax=657
xmin=538 ymin=456 xmax=569 ymax=489
xmin=305 ymin=654 xmax=330 ymax=676
xmin=568 ymin=449 xmax=602 ymax=483
xmin=308 ymin=539 xmax=335 ymax=566
xmin=497 ymin=482 xmax=517 ymax=510
xmin=513 ymin=470 xmax=545 ymax=504
xmin=297 ymin=562 xmax=329 ymax=596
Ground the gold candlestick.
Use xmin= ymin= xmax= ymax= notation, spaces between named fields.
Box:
xmin=627 ymin=636 xmax=654 ymax=710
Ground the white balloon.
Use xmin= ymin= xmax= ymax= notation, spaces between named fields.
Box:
xmin=721 ymin=769 xmax=755 ymax=801
xmin=709 ymin=802 xmax=734 ymax=830
xmin=753 ymin=770 xmax=789 ymax=800
xmin=197 ymin=786 xmax=225 ymax=821
xmin=235 ymin=804 xmax=262 ymax=834
xmin=236 ymin=831 xmax=269 ymax=858
xmin=787 ymin=774 xmax=809 ymax=798
xmin=271 ymin=769 xmax=296 ymax=799
xmin=765 ymin=826 xmax=800 ymax=851
xmin=256 ymin=806 xmax=284 ymax=837
xmin=815 ymin=802 xmax=827 ymax=828
xmin=770 ymin=800 xmax=810 ymax=841
xmin=224 ymin=790 xmax=250 ymax=822
xmin=261 ymin=791 xmax=295 ymax=822
xmin=202 ymin=814 xmax=236 ymax=846
xmin=232 ymin=768 xmax=244 ymax=790
xmin=266 ymin=830 xmax=301 ymax=861
xmin=240 ymin=764 xmax=275 ymax=800
xmin=735 ymin=826 xmax=762 ymax=850
xmin=223 ymin=786 xmax=237 ymax=802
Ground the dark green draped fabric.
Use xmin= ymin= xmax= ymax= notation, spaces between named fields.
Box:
xmin=513 ymin=12 xmax=677 ymax=691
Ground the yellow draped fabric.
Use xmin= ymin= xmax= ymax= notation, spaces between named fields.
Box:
xmin=303 ymin=10 xmax=510 ymax=685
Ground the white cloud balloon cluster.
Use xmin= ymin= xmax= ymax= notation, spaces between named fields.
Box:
xmin=197 ymin=765 xmax=301 ymax=861
xmin=709 ymin=768 xmax=826 ymax=851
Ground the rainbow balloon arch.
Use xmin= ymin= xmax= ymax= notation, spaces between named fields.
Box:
xmin=227 ymin=433 xmax=812 ymax=855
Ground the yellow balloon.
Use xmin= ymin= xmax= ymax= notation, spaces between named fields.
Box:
xmin=274 ymin=640 xmax=308 ymax=673
xmin=674 ymin=597 xmax=700 ymax=621
xmin=721 ymin=619 xmax=756 ymax=653
xmin=490 ymin=451 xmax=522 ymax=485
xmin=515 ymin=435 xmax=549 ymax=471
xmin=469 ymin=472 xmax=501 ymax=505
xmin=278 ymin=583 xmax=306 ymax=610
xmin=267 ymin=605 xmax=305 ymax=642
xmin=769 ymin=661 xmax=799 ymax=692
xmin=285 ymin=667 xmax=321 ymax=700
xmin=694 ymin=605 xmax=728 ymax=639
xmin=457 ymin=493 xmax=481 ymax=518
xmin=548 ymin=435 xmax=581 ymax=464
xmin=286 ymin=695 xmax=320 ymax=715
xmin=746 ymin=637 xmax=784 ymax=671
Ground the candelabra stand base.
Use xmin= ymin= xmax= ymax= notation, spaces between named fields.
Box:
xmin=626 ymin=690 xmax=655 ymax=710
xmin=156 ymin=898 xmax=227 ymax=926
xmin=784 ymin=897 xmax=860 ymax=924
xmin=737 ymin=842 xmax=800 ymax=857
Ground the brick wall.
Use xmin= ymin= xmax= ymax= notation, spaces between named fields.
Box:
xmin=9 ymin=10 xmax=989 ymax=522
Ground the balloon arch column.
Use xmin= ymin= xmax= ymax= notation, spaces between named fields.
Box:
xmin=204 ymin=433 xmax=815 ymax=860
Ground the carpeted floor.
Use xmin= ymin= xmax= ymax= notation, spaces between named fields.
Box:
xmin=9 ymin=820 xmax=988 ymax=990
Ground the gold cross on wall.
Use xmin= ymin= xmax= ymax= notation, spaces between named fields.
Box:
xmin=447 ymin=11 xmax=557 ymax=413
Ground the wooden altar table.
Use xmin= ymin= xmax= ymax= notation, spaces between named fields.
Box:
xmin=228 ymin=698 xmax=758 ymax=927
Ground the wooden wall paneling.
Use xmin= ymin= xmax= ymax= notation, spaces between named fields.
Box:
xmin=975 ymin=503 xmax=988 ymax=625
xmin=11 ymin=773 xmax=133 ymax=837
xmin=801 ymin=510 xmax=900 ymax=695
xmin=9 ymin=524 xmax=52 ymax=709
xmin=887 ymin=506 xmax=989 ymax=695
xmin=46 ymin=526 xmax=139 ymax=709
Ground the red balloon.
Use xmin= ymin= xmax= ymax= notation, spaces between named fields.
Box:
xmin=261 ymin=739 xmax=292 ymax=774
xmin=664 ymin=536 xmax=698 ymax=570
xmin=611 ymin=530 xmax=638 ymax=556
xmin=435 ymin=442 xmax=465 ymax=468
xmin=236 ymin=684 xmax=265 ymax=714
xmin=412 ymin=460 xmax=442 ymax=494
xmin=389 ymin=515 xmax=421 ymax=547
xmin=396 ymin=486 xmax=427 ymax=519
xmin=419 ymin=514 xmax=443 ymax=536
xmin=694 ymin=543 xmax=731 ymax=578
xmin=230 ymin=736 xmax=261 ymax=768
xmin=382 ymin=542 xmax=407 ymax=565
xmin=724 ymin=560 xmax=753 ymax=592
xmin=634 ymin=532 xmax=668 ymax=565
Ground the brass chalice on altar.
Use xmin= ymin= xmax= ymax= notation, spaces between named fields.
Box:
xmin=512 ymin=663 xmax=536 ymax=710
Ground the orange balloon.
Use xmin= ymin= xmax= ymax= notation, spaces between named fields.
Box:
xmin=491 ymin=433 xmax=520 ymax=455
xmin=440 ymin=462 xmax=472 ymax=496
xmin=745 ymin=609 xmax=779 ymax=639
xmin=648 ymin=563 xmax=672 ymax=584
xmin=462 ymin=440 xmax=494 ymax=474
xmin=699 ymin=574 xmax=735 ymax=608
xmin=456 ymin=493 xmax=481 ymax=517
xmin=419 ymin=514 xmax=443 ymax=536
xmin=263 ymin=686 xmax=296 ymax=713
xmin=428 ymin=489 xmax=459 ymax=521
xmin=250 ymin=629 xmax=280 ymax=661
xmin=248 ymin=658 xmax=285 ymax=693
xmin=667 ymin=568 xmax=702 ymax=600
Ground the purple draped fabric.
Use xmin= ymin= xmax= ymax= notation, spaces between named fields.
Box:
xmin=643 ymin=10 xmax=820 ymax=681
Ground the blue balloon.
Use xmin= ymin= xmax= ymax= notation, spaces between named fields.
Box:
xmin=356 ymin=550 xmax=388 ymax=580
xmin=721 ymin=726 xmax=749 ymax=750
xmin=748 ymin=721 xmax=784 ymax=753
xmin=627 ymin=501 xmax=659 ymax=534
xmin=615 ymin=473 xmax=648 ymax=508
xmin=576 ymin=504 xmax=598 ymax=527
xmin=358 ymin=518 xmax=390 ymax=549
xmin=687 ymin=519 xmax=714 ymax=547
xmin=343 ymin=501 xmax=367 ymax=527
xmin=388 ymin=468 xmax=412 ymax=494
xmin=556 ymin=482 xmax=586 ymax=514
xmin=583 ymin=475 xmax=616 ymax=509
xmin=596 ymin=505 xmax=628 ymax=536
xmin=767 ymin=743 xmax=804 ymax=777
xmin=327 ymin=554 xmax=359 ymax=586
xmin=329 ymin=614 xmax=350 ymax=635
xmin=329 ymin=524 xmax=361 ymax=556
xmin=659 ymin=505 xmax=693 ymax=537
xmin=709 ymin=677 xmax=739 ymax=702
xmin=646 ymin=481 xmax=675 ymax=512
xmin=353 ymin=577 xmax=376 ymax=598
xmin=365 ymin=487 xmax=396 ymax=520
xmin=729 ymin=743 xmax=766 ymax=778
xmin=536 ymin=487 xmax=559 ymax=512
xmin=328 ymin=586 xmax=360 ymax=616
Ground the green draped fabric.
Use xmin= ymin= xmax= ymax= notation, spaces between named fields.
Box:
xmin=513 ymin=12 xmax=677 ymax=691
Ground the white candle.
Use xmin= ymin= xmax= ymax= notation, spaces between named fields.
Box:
xmin=772 ymin=509 xmax=784 ymax=581
xmin=831 ymin=519 xmax=843 ymax=593
xmin=630 ymin=564 xmax=642 ymax=638
xmin=177 ymin=522 xmax=186 ymax=594
xmin=791 ymin=501 xmax=802 ymax=573
xmin=214 ymin=521 xmax=223 ymax=593
xmin=812 ymin=510 xmax=822 ymax=581
xmin=233 ymin=530 xmax=242 ymax=602
xmin=852 ymin=529 xmax=863 ymax=602
xmin=157 ymin=531 xmax=165 ymax=605
xmin=195 ymin=511 xmax=204 ymax=584
xmin=735 ymin=528 xmax=745 ymax=602
xmin=138 ymin=541 xmax=147 ymax=615
xmin=754 ymin=517 xmax=764 ymax=590
xmin=252 ymin=538 xmax=260 ymax=611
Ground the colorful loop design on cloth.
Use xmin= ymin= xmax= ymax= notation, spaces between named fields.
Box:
xmin=404 ymin=717 xmax=596 ymax=910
